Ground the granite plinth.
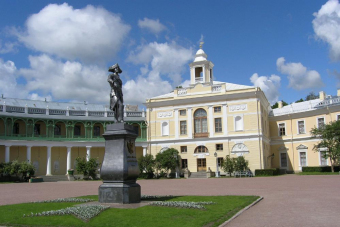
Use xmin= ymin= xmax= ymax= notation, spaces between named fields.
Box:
xmin=98 ymin=182 xmax=141 ymax=204
xmin=99 ymin=123 xmax=141 ymax=204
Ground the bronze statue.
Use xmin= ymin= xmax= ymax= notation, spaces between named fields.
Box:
xmin=108 ymin=63 xmax=124 ymax=122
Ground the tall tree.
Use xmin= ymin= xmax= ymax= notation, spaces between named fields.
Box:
xmin=155 ymin=148 xmax=180 ymax=176
xmin=305 ymin=91 xmax=319 ymax=101
xmin=310 ymin=121 xmax=340 ymax=172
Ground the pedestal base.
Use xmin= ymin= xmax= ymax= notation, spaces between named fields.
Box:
xmin=99 ymin=182 xmax=141 ymax=204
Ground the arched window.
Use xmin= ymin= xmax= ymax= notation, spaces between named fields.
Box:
xmin=194 ymin=109 xmax=208 ymax=136
xmin=194 ymin=145 xmax=208 ymax=153
xmin=235 ymin=116 xmax=243 ymax=131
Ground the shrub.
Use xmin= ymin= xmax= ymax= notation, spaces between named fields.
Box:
xmin=155 ymin=148 xmax=180 ymax=177
xmin=138 ymin=154 xmax=155 ymax=179
xmin=75 ymin=157 xmax=100 ymax=180
xmin=234 ymin=156 xmax=249 ymax=172
xmin=302 ymin=166 xmax=340 ymax=172
xmin=19 ymin=161 xmax=35 ymax=177
xmin=10 ymin=160 xmax=21 ymax=176
xmin=255 ymin=168 xmax=280 ymax=176
xmin=221 ymin=156 xmax=235 ymax=177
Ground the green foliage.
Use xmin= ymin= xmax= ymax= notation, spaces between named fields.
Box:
xmin=271 ymin=100 xmax=288 ymax=109
xmin=155 ymin=148 xmax=180 ymax=175
xmin=295 ymin=98 xmax=304 ymax=103
xmin=19 ymin=161 xmax=35 ymax=176
xmin=221 ymin=156 xmax=235 ymax=176
xmin=310 ymin=120 xmax=340 ymax=172
xmin=302 ymin=166 xmax=340 ymax=172
xmin=10 ymin=160 xmax=21 ymax=176
xmin=75 ymin=157 xmax=99 ymax=180
xmin=138 ymin=154 xmax=155 ymax=179
xmin=255 ymin=168 xmax=280 ymax=176
xmin=305 ymin=91 xmax=319 ymax=101
xmin=234 ymin=156 xmax=249 ymax=172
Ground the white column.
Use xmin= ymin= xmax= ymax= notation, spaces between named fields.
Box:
xmin=86 ymin=146 xmax=92 ymax=161
xmin=67 ymin=146 xmax=72 ymax=173
xmin=203 ymin=65 xmax=206 ymax=82
xmin=143 ymin=146 xmax=147 ymax=156
xmin=222 ymin=104 xmax=228 ymax=136
xmin=187 ymin=108 xmax=193 ymax=139
xmin=5 ymin=145 xmax=10 ymax=162
xmin=174 ymin=109 xmax=179 ymax=139
xmin=46 ymin=146 xmax=52 ymax=176
xmin=209 ymin=105 xmax=214 ymax=137
xmin=26 ymin=146 xmax=32 ymax=162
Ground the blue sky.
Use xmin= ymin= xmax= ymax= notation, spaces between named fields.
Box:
xmin=0 ymin=0 xmax=340 ymax=106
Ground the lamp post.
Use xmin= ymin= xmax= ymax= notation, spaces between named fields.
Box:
xmin=214 ymin=152 xmax=220 ymax=177
xmin=173 ymin=153 xmax=179 ymax=178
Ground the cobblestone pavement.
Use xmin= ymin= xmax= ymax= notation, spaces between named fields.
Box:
xmin=0 ymin=175 xmax=339 ymax=227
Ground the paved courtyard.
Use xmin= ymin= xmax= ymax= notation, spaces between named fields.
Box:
xmin=0 ymin=175 xmax=339 ymax=226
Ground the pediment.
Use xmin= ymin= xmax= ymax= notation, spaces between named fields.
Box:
xmin=296 ymin=144 xmax=308 ymax=150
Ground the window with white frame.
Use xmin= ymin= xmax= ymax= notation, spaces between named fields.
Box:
xmin=180 ymin=120 xmax=187 ymax=135
xmin=299 ymin=152 xmax=307 ymax=167
xmin=280 ymin=153 xmax=288 ymax=168
xmin=278 ymin=123 xmax=286 ymax=136
xmin=337 ymin=115 xmax=340 ymax=121
xmin=215 ymin=118 xmax=222 ymax=132
xmin=235 ymin=116 xmax=243 ymax=131
xmin=317 ymin=117 xmax=325 ymax=129
xmin=320 ymin=152 xmax=328 ymax=166
xmin=298 ymin=120 xmax=305 ymax=134
xmin=161 ymin=121 xmax=169 ymax=136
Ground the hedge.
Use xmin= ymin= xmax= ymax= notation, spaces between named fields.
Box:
xmin=302 ymin=166 xmax=340 ymax=172
xmin=255 ymin=168 xmax=280 ymax=176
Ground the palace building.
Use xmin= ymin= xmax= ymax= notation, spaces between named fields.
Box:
xmin=0 ymin=46 xmax=339 ymax=177
xmin=0 ymin=99 xmax=147 ymax=177
xmin=145 ymin=46 xmax=339 ymax=174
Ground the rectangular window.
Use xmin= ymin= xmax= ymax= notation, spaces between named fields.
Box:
xmin=93 ymin=126 xmax=100 ymax=137
xmin=298 ymin=120 xmax=305 ymax=134
xmin=215 ymin=118 xmax=222 ymax=132
xmin=214 ymin=106 xmax=221 ymax=113
xmin=13 ymin=123 xmax=19 ymax=134
xmin=279 ymin=123 xmax=286 ymax=136
xmin=180 ymin=146 xmax=187 ymax=153
xmin=180 ymin=121 xmax=187 ymax=135
xmin=300 ymin=152 xmax=307 ymax=166
xmin=320 ymin=152 xmax=327 ymax=166
xmin=217 ymin=157 xmax=223 ymax=167
xmin=179 ymin=110 xmax=186 ymax=116
xmin=280 ymin=153 xmax=287 ymax=168
xmin=34 ymin=124 xmax=40 ymax=136
xmin=54 ymin=124 xmax=61 ymax=136
xmin=337 ymin=115 xmax=340 ymax=121
xmin=216 ymin=144 xmax=223 ymax=151
xmin=181 ymin=159 xmax=188 ymax=168
xmin=74 ymin=125 xmax=81 ymax=136
xmin=318 ymin=118 xmax=325 ymax=129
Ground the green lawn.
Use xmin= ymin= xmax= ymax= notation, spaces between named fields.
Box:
xmin=0 ymin=195 xmax=259 ymax=227
xmin=297 ymin=172 xmax=339 ymax=175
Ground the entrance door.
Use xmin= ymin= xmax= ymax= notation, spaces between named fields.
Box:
xmin=197 ymin=158 xmax=206 ymax=172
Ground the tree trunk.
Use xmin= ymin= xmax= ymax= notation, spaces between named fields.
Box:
xmin=330 ymin=159 xmax=334 ymax=172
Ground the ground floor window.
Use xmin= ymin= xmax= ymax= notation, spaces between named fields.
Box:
xmin=217 ymin=157 xmax=223 ymax=167
xmin=300 ymin=152 xmax=307 ymax=166
xmin=181 ymin=159 xmax=188 ymax=168
xmin=280 ymin=153 xmax=287 ymax=168
xmin=320 ymin=152 xmax=327 ymax=166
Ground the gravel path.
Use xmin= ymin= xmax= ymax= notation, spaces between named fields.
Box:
xmin=0 ymin=175 xmax=339 ymax=226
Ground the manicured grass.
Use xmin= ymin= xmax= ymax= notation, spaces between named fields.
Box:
xmin=0 ymin=195 xmax=258 ymax=227
xmin=297 ymin=172 xmax=339 ymax=175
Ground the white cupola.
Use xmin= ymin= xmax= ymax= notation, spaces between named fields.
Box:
xmin=189 ymin=42 xmax=214 ymax=84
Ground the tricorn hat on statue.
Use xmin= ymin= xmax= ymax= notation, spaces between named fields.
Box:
xmin=108 ymin=63 xmax=123 ymax=73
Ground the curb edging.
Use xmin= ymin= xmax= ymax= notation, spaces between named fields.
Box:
xmin=219 ymin=196 xmax=264 ymax=227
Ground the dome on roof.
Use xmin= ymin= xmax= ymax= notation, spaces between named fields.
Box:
xmin=196 ymin=49 xmax=205 ymax=55
xmin=194 ymin=48 xmax=208 ymax=62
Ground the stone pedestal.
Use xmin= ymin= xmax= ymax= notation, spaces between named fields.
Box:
xmin=98 ymin=123 xmax=140 ymax=204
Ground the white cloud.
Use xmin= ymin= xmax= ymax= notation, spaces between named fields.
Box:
xmin=0 ymin=58 xmax=22 ymax=99
xmin=313 ymin=0 xmax=340 ymax=61
xmin=138 ymin=18 xmax=167 ymax=34
xmin=19 ymin=54 xmax=109 ymax=103
xmin=250 ymin=73 xmax=281 ymax=105
xmin=124 ymin=42 xmax=194 ymax=104
xmin=15 ymin=3 xmax=130 ymax=63
xmin=0 ymin=40 xmax=17 ymax=54
xmin=276 ymin=57 xmax=324 ymax=90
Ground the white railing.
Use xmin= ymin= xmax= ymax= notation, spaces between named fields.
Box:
xmin=28 ymin=108 xmax=46 ymax=114
xmin=50 ymin=109 xmax=67 ymax=115
xmin=177 ymin=89 xmax=187 ymax=96
xmin=6 ymin=106 xmax=25 ymax=113
xmin=195 ymin=77 xmax=204 ymax=83
xmin=212 ymin=85 xmax=222 ymax=92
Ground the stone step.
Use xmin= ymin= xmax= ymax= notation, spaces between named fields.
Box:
xmin=38 ymin=175 xmax=70 ymax=182
xmin=189 ymin=172 xmax=207 ymax=178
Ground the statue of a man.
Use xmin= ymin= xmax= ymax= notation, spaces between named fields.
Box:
xmin=108 ymin=63 xmax=124 ymax=123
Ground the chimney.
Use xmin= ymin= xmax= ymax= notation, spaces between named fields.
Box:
xmin=319 ymin=91 xmax=326 ymax=100
xmin=278 ymin=101 xmax=283 ymax=109
xmin=337 ymin=89 xmax=340 ymax=97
